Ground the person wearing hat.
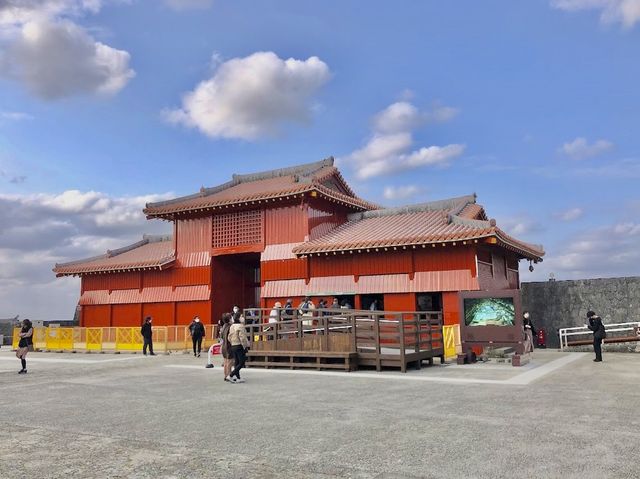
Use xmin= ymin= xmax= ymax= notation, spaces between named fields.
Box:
xmin=267 ymin=301 xmax=282 ymax=340
xmin=189 ymin=316 xmax=206 ymax=357
xmin=586 ymin=311 xmax=606 ymax=362
xmin=141 ymin=316 xmax=155 ymax=356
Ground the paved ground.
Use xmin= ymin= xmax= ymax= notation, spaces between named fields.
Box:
xmin=0 ymin=348 xmax=638 ymax=479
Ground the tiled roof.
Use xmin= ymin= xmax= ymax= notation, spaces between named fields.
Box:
xmin=53 ymin=235 xmax=175 ymax=276
xmin=144 ymin=157 xmax=377 ymax=218
xmin=291 ymin=195 xmax=545 ymax=260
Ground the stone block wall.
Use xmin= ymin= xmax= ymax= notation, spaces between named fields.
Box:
xmin=521 ymin=277 xmax=640 ymax=348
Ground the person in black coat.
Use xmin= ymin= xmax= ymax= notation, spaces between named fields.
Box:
xmin=141 ymin=316 xmax=155 ymax=356
xmin=586 ymin=311 xmax=606 ymax=362
xmin=189 ymin=316 xmax=206 ymax=357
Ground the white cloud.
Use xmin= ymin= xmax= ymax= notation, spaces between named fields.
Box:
xmin=383 ymin=185 xmax=424 ymax=201
xmin=164 ymin=0 xmax=213 ymax=10
xmin=0 ymin=189 xmax=172 ymax=318
xmin=342 ymin=100 xmax=465 ymax=180
xmin=551 ymin=0 xmax=640 ymax=28
xmin=0 ymin=2 xmax=134 ymax=100
xmin=559 ymin=137 xmax=613 ymax=159
xmin=0 ymin=19 xmax=134 ymax=99
xmin=533 ymin=221 xmax=640 ymax=280
xmin=554 ymin=207 xmax=584 ymax=221
xmin=0 ymin=110 xmax=34 ymax=121
xmin=499 ymin=216 xmax=543 ymax=236
xmin=165 ymin=51 xmax=331 ymax=140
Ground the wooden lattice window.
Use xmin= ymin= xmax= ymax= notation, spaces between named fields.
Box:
xmin=212 ymin=210 xmax=263 ymax=248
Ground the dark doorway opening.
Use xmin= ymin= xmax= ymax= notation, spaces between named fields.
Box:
xmin=211 ymin=253 xmax=260 ymax=323
xmin=361 ymin=294 xmax=384 ymax=311
xmin=416 ymin=292 xmax=442 ymax=313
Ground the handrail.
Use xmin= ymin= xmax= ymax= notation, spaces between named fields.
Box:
xmin=559 ymin=321 xmax=640 ymax=351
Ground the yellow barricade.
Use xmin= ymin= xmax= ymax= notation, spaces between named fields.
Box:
xmin=86 ymin=328 xmax=103 ymax=351
xmin=443 ymin=325 xmax=461 ymax=359
xmin=12 ymin=327 xmax=19 ymax=349
xmin=45 ymin=327 xmax=74 ymax=350
xmin=115 ymin=327 xmax=143 ymax=351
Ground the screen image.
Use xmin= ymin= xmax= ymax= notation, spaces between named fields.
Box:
xmin=464 ymin=297 xmax=515 ymax=326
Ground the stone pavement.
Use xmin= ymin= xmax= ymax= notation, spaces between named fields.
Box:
xmin=0 ymin=349 xmax=638 ymax=479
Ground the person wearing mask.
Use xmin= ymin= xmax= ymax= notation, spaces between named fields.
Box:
xmin=228 ymin=314 xmax=249 ymax=383
xmin=16 ymin=319 xmax=33 ymax=374
xmin=298 ymin=296 xmax=316 ymax=328
xmin=189 ymin=316 xmax=206 ymax=357
xmin=141 ymin=316 xmax=155 ymax=356
xmin=587 ymin=311 xmax=606 ymax=362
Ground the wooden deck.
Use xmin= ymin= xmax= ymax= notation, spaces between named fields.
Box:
xmin=244 ymin=309 xmax=444 ymax=373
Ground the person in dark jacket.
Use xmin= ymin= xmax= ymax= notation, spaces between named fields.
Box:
xmin=189 ymin=316 xmax=206 ymax=357
xmin=16 ymin=319 xmax=33 ymax=374
xmin=141 ymin=316 xmax=155 ymax=356
xmin=587 ymin=311 xmax=606 ymax=362
xmin=523 ymin=311 xmax=536 ymax=353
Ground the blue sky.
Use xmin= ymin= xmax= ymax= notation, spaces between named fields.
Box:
xmin=1 ymin=0 xmax=639 ymax=319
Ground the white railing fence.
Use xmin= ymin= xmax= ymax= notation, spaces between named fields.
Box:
xmin=559 ymin=321 xmax=640 ymax=351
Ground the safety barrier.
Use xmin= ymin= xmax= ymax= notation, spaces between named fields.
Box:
xmin=11 ymin=324 xmax=220 ymax=353
xmin=559 ymin=321 xmax=640 ymax=351
xmin=443 ymin=324 xmax=462 ymax=359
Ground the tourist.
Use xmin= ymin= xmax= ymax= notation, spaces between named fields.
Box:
xmin=267 ymin=301 xmax=281 ymax=340
xmin=522 ymin=311 xmax=536 ymax=354
xmin=586 ymin=311 xmax=606 ymax=362
xmin=298 ymin=296 xmax=315 ymax=328
xmin=16 ymin=319 xmax=33 ymax=374
xmin=228 ymin=313 xmax=249 ymax=383
xmin=341 ymin=299 xmax=352 ymax=310
xmin=283 ymin=299 xmax=294 ymax=320
xmin=141 ymin=316 xmax=155 ymax=356
xmin=219 ymin=313 xmax=233 ymax=379
xmin=331 ymin=298 xmax=340 ymax=310
xmin=189 ymin=316 xmax=205 ymax=357
xmin=369 ymin=299 xmax=379 ymax=311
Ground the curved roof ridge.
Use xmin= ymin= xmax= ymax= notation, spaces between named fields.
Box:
xmin=232 ymin=157 xmax=334 ymax=183
xmin=54 ymin=235 xmax=173 ymax=269
xmin=347 ymin=194 xmax=476 ymax=221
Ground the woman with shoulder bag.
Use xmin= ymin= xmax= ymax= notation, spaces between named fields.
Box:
xmin=16 ymin=319 xmax=33 ymax=374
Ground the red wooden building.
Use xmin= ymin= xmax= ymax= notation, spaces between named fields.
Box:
xmin=54 ymin=158 xmax=544 ymax=327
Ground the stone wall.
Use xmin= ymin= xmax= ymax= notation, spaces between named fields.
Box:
xmin=521 ymin=277 xmax=640 ymax=349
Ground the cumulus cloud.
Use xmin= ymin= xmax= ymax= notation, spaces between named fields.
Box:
xmin=342 ymin=101 xmax=465 ymax=180
xmin=499 ymin=216 xmax=543 ymax=237
xmin=0 ymin=189 xmax=173 ymax=318
xmin=164 ymin=0 xmax=213 ymax=10
xmin=383 ymin=185 xmax=424 ymax=201
xmin=164 ymin=51 xmax=331 ymax=140
xmin=554 ymin=207 xmax=584 ymax=221
xmin=0 ymin=19 xmax=134 ymax=99
xmin=0 ymin=1 xmax=134 ymax=99
xmin=559 ymin=137 xmax=613 ymax=159
xmin=551 ymin=0 xmax=640 ymax=28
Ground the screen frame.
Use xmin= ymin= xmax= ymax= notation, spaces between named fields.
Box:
xmin=458 ymin=289 xmax=524 ymax=354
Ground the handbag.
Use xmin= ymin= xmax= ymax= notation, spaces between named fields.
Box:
xmin=18 ymin=337 xmax=27 ymax=348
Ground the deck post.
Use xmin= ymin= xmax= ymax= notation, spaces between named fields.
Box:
xmin=375 ymin=315 xmax=381 ymax=371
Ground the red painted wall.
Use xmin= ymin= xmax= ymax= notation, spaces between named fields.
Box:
xmin=414 ymin=246 xmax=476 ymax=275
xmin=383 ymin=293 xmax=415 ymax=312
xmin=442 ymin=292 xmax=460 ymax=326
xmin=82 ymin=305 xmax=111 ymax=327
xmin=112 ymin=304 xmax=143 ymax=327
xmin=143 ymin=303 xmax=175 ymax=326
xmin=176 ymin=217 xmax=212 ymax=256
xmin=177 ymin=301 xmax=211 ymax=325
xmin=261 ymin=258 xmax=307 ymax=281
xmin=265 ymin=204 xmax=307 ymax=244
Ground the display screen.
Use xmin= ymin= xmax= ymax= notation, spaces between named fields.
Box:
xmin=463 ymin=297 xmax=515 ymax=326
